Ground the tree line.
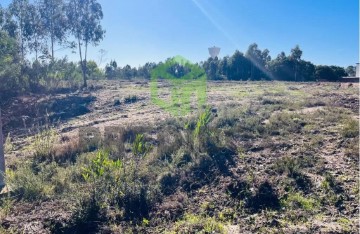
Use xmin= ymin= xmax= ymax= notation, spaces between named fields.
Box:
xmin=202 ymin=44 xmax=352 ymax=82
xmin=0 ymin=0 xmax=356 ymax=102
xmin=0 ymin=0 xmax=104 ymax=98
xmin=105 ymin=44 xmax=352 ymax=83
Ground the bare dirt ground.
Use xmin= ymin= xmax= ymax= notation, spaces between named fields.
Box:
xmin=3 ymin=80 xmax=358 ymax=155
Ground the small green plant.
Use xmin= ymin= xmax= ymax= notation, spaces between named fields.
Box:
xmin=337 ymin=217 xmax=352 ymax=232
xmin=194 ymin=107 xmax=211 ymax=137
xmin=130 ymin=134 xmax=152 ymax=187
xmin=169 ymin=213 xmax=225 ymax=234
xmin=132 ymin=134 xmax=152 ymax=158
xmin=281 ymin=192 xmax=318 ymax=211
xmin=142 ymin=218 xmax=149 ymax=226
xmin=82 ymin=150 xmax=122 ymax=182
xmin=79 ymin=150 xmax=123 ymax=225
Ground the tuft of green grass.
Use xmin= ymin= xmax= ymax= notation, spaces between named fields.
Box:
xmin=337 ymin=217 xmax=352 ymax=232
xmin=344 ymin=137 xmax=359 ymax=162
xmin=341 ymin=119 xmax=359 ymax=138
xmin=281 ymin=192 xmax=318 ymax=211
xmin=266 ymin=112 xmax=306 ymax=135
xmin=167 ymin=213 xmax=225 ymax=234
xmin=32 ymin=128 xmax=58 ymax=163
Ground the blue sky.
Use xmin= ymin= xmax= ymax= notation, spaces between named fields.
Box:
xmin=2 ymin=0 xmax=359 ymax=67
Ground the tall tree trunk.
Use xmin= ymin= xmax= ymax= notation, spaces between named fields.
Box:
xmin=51 ymin=35 xmax=54 ymax=61
xmin=84 ymin=41 xmax=88 ymax=84
xmin=20 ymin=19 xmax=24 ymax=62
xmin=78 ymin=38 xmax=87 ymax=87
xmin=35 ymin=36 xmax=38 ymax=61
xmin=50 ymin=6 xmax=55 ymax=61
xmin=0 ymin=109 xmax=5 ymax=187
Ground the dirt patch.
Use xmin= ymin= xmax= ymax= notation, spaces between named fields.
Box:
xmin=2 ymin=93 xmax=95 ymax=135
xmin=1 ymin=200 xmax=71 ymax=233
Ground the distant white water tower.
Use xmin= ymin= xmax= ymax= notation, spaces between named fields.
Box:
xmin=208 ymin=46 xmax=220 ymax=59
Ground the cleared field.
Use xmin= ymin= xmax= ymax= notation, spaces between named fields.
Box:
xmin=0 ymin=80 xmax=359 ymax=233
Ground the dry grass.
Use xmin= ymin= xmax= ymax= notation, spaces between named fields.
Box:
xmin=1 ymin=80 xmax=358 ymax=233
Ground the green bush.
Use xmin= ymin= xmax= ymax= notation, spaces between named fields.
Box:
xmin=0 ymin=31 xmax=22 ymax=100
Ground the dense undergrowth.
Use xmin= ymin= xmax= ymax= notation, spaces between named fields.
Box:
xmin=0 ymin=92 xmax=359 ymax=233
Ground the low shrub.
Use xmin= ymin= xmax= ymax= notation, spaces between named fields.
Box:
xmin=32 ymin=128 xmax=58 ymax=163
xmin=6 ymin=162 xmax=59 ymax=201
xmin=342 ymin=119 xmax=359 ymax=138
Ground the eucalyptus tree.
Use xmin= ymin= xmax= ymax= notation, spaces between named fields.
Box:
xmin=8 ymin=0 xmax=31 ymax=61
xmin=67 ymin=0 xmax=105 ymax=87
xmin=2 ymin=8 xmax=18 ymax=38
xmin=245 ymin=43 xmax=261 ymax=80
xmin=26 ymin=3 xmax=44 ymax=61
xmin=245 ymin=43 xmax=271 ymax=80
xmin=38 ymin=0 xmax=68 ymax=60
xmin=290 ymin=45 xmax=303 ymax=81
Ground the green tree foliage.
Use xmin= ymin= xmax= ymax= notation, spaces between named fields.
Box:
xmin=268 ymin=46 xmax=315 ymax=81
xmin=290 ymin=45 xmax=302 ymax=81
xmin=0 ymin=5 xmax=4 ymax=27
xmin=0 ymin=0 xmax=107 ymax=98
xmin=104 ymin=61 xmax=157 ymax=80
xmin=8 ymin=0 xmax=31 ymax=61
xmin=25 ymin=3 xmax=44 ymax=61
xmin=315 ymin=65 xmax=346 ymax=81
xmin=86 ymin=60 xmax=104 ymax=80
xmin=229 ymin=50 xmax=250 ymax=80
xmin=137 ymin=62 xmax=157 ymax=79
xmin=345 ymin=65 xmax=356 ymax=76
xmin=245 ymin=43 xmax=271 ymax=80
xmin=203 ymin=57 xmax=221 ymax=80
xmin=0 ymin=31 xmax=22 ymax=99
xmin=38 ymin=0 xmax=68 ymax=60
xmin=25 ymin=58 xmax=83 ymax=92
xmin=105 ymin=60 xmax=118 ymax=79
